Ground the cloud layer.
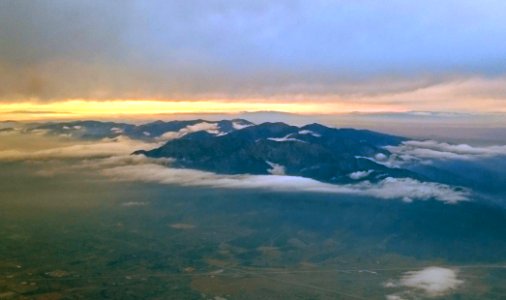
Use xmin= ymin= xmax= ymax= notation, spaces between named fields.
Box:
xmin=0 ymin=136 xmax=159 ymax=160
xmin=101 ymin=162 xmax=469 ymax=203
xmin=1 ymin=0 xmax=506 ymax=112
xmin=0 ymin=130 xmax=471 ymax=203
xmin=385 ymin=140 xmax=506 ymax=165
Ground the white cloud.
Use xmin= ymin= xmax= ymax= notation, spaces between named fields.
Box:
xmin=267 ymin=161 xmax=286 ymax=175
xmin=232 ymin=121 xmax=253 ymax=130
xmin=111 ymin=127 xmax=123 ymax=134
xmin=386 ymin=140 xmax=506 ymax=164
xmin=375 ymin=153 xmax=388 ymax=161
xmin=157 ymin=122 xmax=222 ymax=141
xmin=349 ymin=170 xmax=373 ymax=180
xmin=78 ymin=154 xmax=172 ymax=169
xmin=357 ymin=177 xmax=468 ymax=203
xmin=298 ymin=130 xmax=321 ymax=137
xmin=268 ymin=134 xmax=306 ymax=143
xmin=186 ymin=122 xmax=221 ymax=134
xmin=356 ymin=153 xmax=401 ymax=169
xmin=385 ymin=267 xmax=463 ymax=299
xmin=385 ymin=295 xmax=405 ymax=300
xmin=101 ymin=163 xmax=469 ymax=203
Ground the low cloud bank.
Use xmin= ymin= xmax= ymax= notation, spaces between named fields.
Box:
xmin=101 ymin=163 xmax=469 ymax=203
xmin=0 ymin=131 xmax=470 ymax=203
xmin=385 ymin=266 xmax=463 ymax=299
xmin=385 ymin=140 xmax=506 ymax=165
xmin=0 ymin=136 xmax=160 ymax=160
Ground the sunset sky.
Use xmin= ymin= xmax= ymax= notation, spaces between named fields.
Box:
xmin=1 ymin=0 xmax=506 ymax=120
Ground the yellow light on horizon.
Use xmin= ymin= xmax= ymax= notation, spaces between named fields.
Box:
xmin=0 ymin=99 xmax=402 ymax=121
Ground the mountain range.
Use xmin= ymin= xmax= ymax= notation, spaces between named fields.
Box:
xmin=27 ymin=119 xmax=254 ymax=140
xmin=22 ymin=119 xmax=424 ymax=184
xmin=133 ymin=121 xmax=417 ymax=184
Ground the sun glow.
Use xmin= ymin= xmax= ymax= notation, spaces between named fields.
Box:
xmin=0 ymin=99 xmax=399 ymax=121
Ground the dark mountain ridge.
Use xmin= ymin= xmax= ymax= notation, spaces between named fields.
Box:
xmin=27 ymin=119 xmax=253 ymax=141
xmin=23 ymin=118 xmax=418 ymax=183
xmin=134 ymin=121 xmax=414 ymax=183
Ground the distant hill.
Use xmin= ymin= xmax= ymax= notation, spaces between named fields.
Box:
xmin=27 ymin=119 xmax=253 ymax=141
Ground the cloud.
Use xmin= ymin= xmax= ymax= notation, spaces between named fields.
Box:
xmin=268 ymin=134 xmax=306 ymax=143
xmin=0 ymin=130 xmax=470 ymax=203
xmin=100 ymin=162 xmax=469 ymax=203
xmin=385 ymin=140 xmax=506 ymax=164
xmin=110 ymin=127 xmax=124 ymax=134
xmin=78 ymin=154 xmax=171 ymax=170
xmin=157 ymin=122 xmax=222 ymax=141
xmin=385 ymin=266 xmax=463 ymax=298
xmin=232 ymin=121 xmax=253 ymax=130
xmin=2 ymin=0 xmax=506 ymax=112
xmin=298 ymin=130 xmax=321 ymax=137
xmin=349 ymin=170 xmax=373 ymax=180
xmin=266 ymin=161 xmax=286 ymax=175
xmin=0 ymin=136 xmax=160 ymax=160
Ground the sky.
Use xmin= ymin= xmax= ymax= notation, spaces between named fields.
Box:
xmin=1 ymin=0 xmax=506 ymax=120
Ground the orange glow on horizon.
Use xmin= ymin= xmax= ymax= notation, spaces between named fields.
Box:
xmin=0 ymin=99 xmax=403 ymax=121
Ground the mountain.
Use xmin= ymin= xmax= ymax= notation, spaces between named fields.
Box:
xmin=28 ymin=119 xmax=253 ymax=141
xmin=0 ymin=120 xmax=18 ymax=130
xmin=29 ymin=121 xmax=135 ymax=140
xmin=25 ymin=119 xmax=419 ymax=183
xmin=135 ymin=121 xmax=416 ymax=183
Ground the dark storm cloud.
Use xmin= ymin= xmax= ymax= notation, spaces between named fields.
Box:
xmin=1 ymin=0 xmax=506 ymax=101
